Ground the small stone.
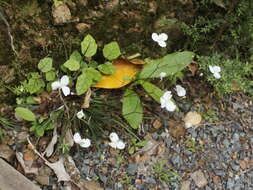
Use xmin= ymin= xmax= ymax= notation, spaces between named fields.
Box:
xmin=126 ymin=163 xmax=138 ymax=175
xmin=153 ymin=119 xmax=162 ymax=129
xmin=231 ymin=164 xmax=240 ymax=171
xmin=212 ymin=175 xmax=221 ymax=184
xmin=190 ymin=170 xmax=208 ymax=188
xmin=240 ymin=159 xmax=247 ymax=169
xmin=75 ymin=23 xmax=90 ymax=33
xmin=35 ymin=175 xmax=49 ymax=185
xmin=180 ymin=180 xmax=191 ymax=190
xmin=226 ymin=178 xmax=234 ymax=189
xmin=52 ymin=4 xmax=72 ymax=24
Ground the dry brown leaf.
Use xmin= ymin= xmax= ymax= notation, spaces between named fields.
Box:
xmin=0 ymin=144 xmax=14 ymax=162
xmin=187 ymin=63 xmax=198 ymax=75
xmin=44 ymin=127 xmax=58 ymax=157
xmin=16 ymin=152 xmax=38 ymax=174
xmin=82 ymin=87 xmax=92 ymax=108
xmin=63 ymin=129 xmax=74 ymax=147
xmin=152 ymin=119 xmax=162 ymax=129
xmin=93 ymin=59 xmax=141 ymax=89
xmin=183 ymin=111 xmax=202 ymax=128
xmin=168 ymin=120 xmax=186 ymax=139
xmin=46 ymin=157 xmax=71 ymax=182
xmin=129 ymin=59 xmax=146 ymax=65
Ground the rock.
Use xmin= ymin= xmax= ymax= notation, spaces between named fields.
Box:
xmin=180 ymin=180 xmax=191 ymax=190
xmin=126 ymin=163 xmax=138 ymax=175
xmin=190 ymin=170 xmax=208 ymax=188
xmin=52 ymin=4 xmax=72 ymax=24
xmin=226 ymin=178 xmax=235 ymax=189
xmin=0 ymin=158 xmax=41 ymax=190
xmin=212 ymin=175 xmax=221 ymax=184
xmin=75 ymin=23 xmax=90 ymax=33
xmin=35 ymin=175 xmax=49 ymax=185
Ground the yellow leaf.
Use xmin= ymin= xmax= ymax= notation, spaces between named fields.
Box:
xmin=93 ymin=59 xmax=141 ymax=89
xmin=129 ymin=59 xmax=146 ymax=65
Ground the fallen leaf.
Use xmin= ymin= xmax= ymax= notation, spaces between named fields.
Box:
xmin=46 ymin=157 xmax=71 ymax=182
xmin=52 ymin=4 xmax=72 ymax=24
xmin=78 ymin=179 xmax=103 ymax=190
xmin=44 ymin=127 xmax=58 ymax=157
xmin=183 ymin=111 xmax=202 ymax=128
xmin=152 ymin=119 xmax=162 ymax=129
xmin=16 ymin=152 xmax=38 ymax=174
xmin=93 ymin=59 xmax=141 ymax=89
xmin=63 ymin=129 xmax=74 ymax=147
xmin=187 ymin=62 xmax=198 ymax=75
xmin=168 ymin=120 xmax=186 ymax=138
xmin=129 ymin=59 xmax=146 ymax=65
xmin=23 ymin=151 xmax=35 ymax=161
xmin=0 ymin=144 xmax=14 ymax=162
xmin=82 ymin=87 xmax=92 ymax=108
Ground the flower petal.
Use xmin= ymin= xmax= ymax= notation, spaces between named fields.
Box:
xmin=77 ymin=110 xmax=85 ymax=119
xmin=160 ymin=72 xmax=167 ymax=80
xmin=209 ymin=66 xmax=215 ymax=74
xmin=51 ymin=81 xmax=61 ymax=90
xmin=214 ymin=72 xmax=221 ymax=79
xmin=73 ymin=133 xmax=82 ymax=143
xmin=109 ymin=141 xmax=118 ymax=149
xmin=116 ymin=140 xmax=126 ymax=150
xmin=60 ymin=75 xmax=69 ymax=86
xmin=109 ymin=132 xmax=119 ymax=142
xmin=79 ymin=138 xmax=91 ymax=148
xmin=165 ymin=100 xmax=176 ymax=112
xmin=213 ymin=66 xmax=221 ymax=73
xmin=175 ymin=85 xmax=186 ymax=97
xmin=151 ymin=33 xmax=159 ymax=42
xmin=158 ymin=40 xmax=167 ymax=47
xmin=61 ymin=86 xmax=70 ymax=96
xmin=163 ymin=91 xmax=172 ymax=100
xmin=159 ymin=33 xmax=168 ymax=41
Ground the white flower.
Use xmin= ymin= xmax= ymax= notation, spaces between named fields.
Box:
xmin=77 ymin=110 xmax=85 ymax=119
xmin=160 ymin=72 xmax=167 ymax=80
xmin=175 ymin=85 xmax=186 ymax=97
xmin=209 ymin=65 xmax=221 ymax=79
xmin=51 ymin=75 xmax=70 ymax=96
xmin=73 ymin=132 xmax=91 ymax=148
xmin=160 ymin=91 xmax=176 ymax=112
xmin=108 ymin=132 xmax=125 ymax=150
xmin=152 ymin=33 xmax=168 ymax=47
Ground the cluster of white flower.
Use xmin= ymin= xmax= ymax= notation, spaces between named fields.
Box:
xmin=73 ymin=133 xmax=91 ymax=148
xmin=209 ymin=65 xmax=221 ymax=79
xmin=73 ymin=132 xmax=125 ymax=150
xmin=160 ymin=83 xmax=186 ymax=112
xmin=152 ymin=33 xmax=168 ymax=47
xmin=51 ymin=75 xmax=71 ymax=96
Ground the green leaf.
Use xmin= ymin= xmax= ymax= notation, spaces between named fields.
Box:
xmin=24 ymin=75 xmax=45 ymax=94
xmin=98 ymin=62 xmax=116 ymax=75
xmin=103 ymin=42 xmax=121 ymax=60
xmin=15 ymin=107 xmax=36 ymax=121
xmin=122 ymin=89 xmax=143 ymax=129
xmin=63 ymin=51 xmax=82 ymax=71
xmin=45 ymin=71 xmax=56 ymax=81
xmin=84 ymin=68 xmax=102 ymax=82
xmin=76 ymin=73 xmax=92 ymax=95
xmin=81 ymin=34 xmax=97 ymax=57
xmin=139 ymin=80 xmax=163 ymax=103
xmin=138 ymin=51 xmax=195 ymax=79
xmin=38 ymin=57 xmax=53 ymax=73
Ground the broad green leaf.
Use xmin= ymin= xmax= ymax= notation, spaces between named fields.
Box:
xmin=84 ymin=68 xmax=102 ymax=82
xmin=63 ymin=50 xmax=82 ymax=71
xmin=25 ymin=77 xmax=45 ymax=94
xmin=45 ymin=71 xmax=56 ymax=81
xmin=103 ymin=42 xmax=121 ymax=60
xmin=15 ymin=107 xmax=36 ymax=121
xmin=81 ymin=34 xmax=97 ymax=57
xmin=76 ymin=73 xmax=92 ymax=95
xmin=98 ymin=62 xmax=116 ymax=75
xmin=122 ymin=89 xmax=143 ymax=129
xmin=138 ymin=51 xmax=195 ymax=79
xmin=38 ymin=57 xmax=53 ymax=73
xmin=139 ymin=80 xmax=163 ymax=103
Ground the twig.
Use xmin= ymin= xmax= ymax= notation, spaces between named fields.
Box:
xmin=0 ymin=8 xmax=18 ymax=55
